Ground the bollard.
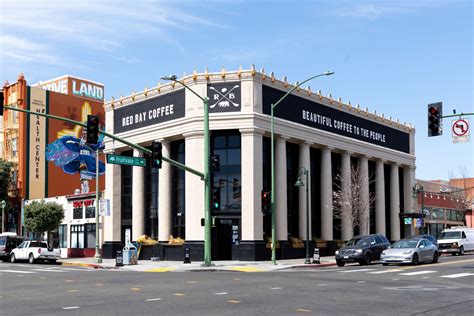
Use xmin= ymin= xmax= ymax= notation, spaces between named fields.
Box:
xmin=184 ymin=247 xmax=191 ymax=264
xmin=312 ymin=248 xmax=320 ymax=264
xmin=116 ymin=250 xmax=123 ymax=267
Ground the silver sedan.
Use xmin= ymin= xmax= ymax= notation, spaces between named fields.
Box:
xmin=380 ymin=238 xmax=439 ymax=265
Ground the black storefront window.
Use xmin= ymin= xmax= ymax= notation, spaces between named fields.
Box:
xmin=85 ymin=206 xmax=95 ymax=218
xmin=211 ymin=131 xmax=241 ymax=214
xmin=58 ymin=224 xmax=67 ymax=248
xmin=171 ymin=140 xmax=185 ymax=238
xmin=73 ymin=207 xmax=83 ymax=219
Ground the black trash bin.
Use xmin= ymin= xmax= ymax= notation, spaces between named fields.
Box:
xmin=116 ymin=250 xmax=123 ymax=267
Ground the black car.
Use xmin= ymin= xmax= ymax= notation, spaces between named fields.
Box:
xmin=0 ymin=233 xmax=24 ymax=262
xmin=335 ymin=234 xmax=391 ymax=266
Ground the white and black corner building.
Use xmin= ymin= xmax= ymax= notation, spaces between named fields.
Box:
xmin=102 ymin=67 xmax=416 ymax=261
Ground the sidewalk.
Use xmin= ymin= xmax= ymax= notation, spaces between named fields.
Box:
xmin=59 ymin=256 xmax=337 ymax=272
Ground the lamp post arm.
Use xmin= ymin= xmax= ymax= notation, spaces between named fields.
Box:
xmin=168 ymin=79 xmax=207 ymax=103
xmin=271 ymin=72 xmax=333 ymax=110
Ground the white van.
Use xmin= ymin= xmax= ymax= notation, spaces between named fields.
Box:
xmin=437 ymin=226 xmax=474 ymax=255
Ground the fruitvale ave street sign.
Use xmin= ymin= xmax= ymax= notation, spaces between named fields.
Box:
xmin=106 ymin=154 xmax=146 ymax=167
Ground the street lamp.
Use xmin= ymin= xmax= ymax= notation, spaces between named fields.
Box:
xmin=270 ymin=71 xmax=334 ymax=264
xmin=412 ymin=184 xmax=425 ymax=233
xmin=294 ymin=167 xmax=311 ymax=264
xmin=0 ymin=200 xmax=6 ymax=233
xmin=94 ymin=148 xmax=102 ymax=263
xmin=161 ymin=75 xmax=213 ymax=267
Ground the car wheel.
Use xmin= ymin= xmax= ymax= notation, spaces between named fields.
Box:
xmin=382 ymin=263 xmax=389 ymax=266
xmin=336 ymin=260 xmax=345 ymax=267
xmin=432 ymin=252 xmax=439 ymax=264
xmin=459 ymin=246 xmax=465 ymax=256
xmin=364 ymin=253 xmax=371 ymax=266
xmin=412 ymin=253 xmax=419 ymax=265
xmin=10 ymin=254 xmax=16 ymax=263
xmin=28 ymin=253 xmax=35 ymax=264
xmin=49 ymin=259 xmax=57 ymax=264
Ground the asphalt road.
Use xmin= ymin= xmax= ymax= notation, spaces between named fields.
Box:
xmin=1 ymin=255 xmax=473 ymax=316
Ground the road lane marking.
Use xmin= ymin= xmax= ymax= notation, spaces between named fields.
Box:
xmin=65 ymin=280 xmax=74 ymax=283
xmin=143 ymin=268 xmax=176 ymax=272
xmin=228 ymin=300 xmax=241 ymax=304
xmin=422 ymin=276 xmax=431 ymax=279
xmin=146 ymin=298 xmax=162 ymax=301
xmin=187 ymin=281 xmax=197 ymax=284
xmin=62 ymin=306 xmax=79 ymax=310
xmin=339 ymin=269 xmax=375 ymax=273
xmin=233 ymin=278 xmax=241 ymax=281
xmin=398 ymin=271 xmax=437 ymax=276
xmin=441 ymin=273 xmax=474 ymax=278
xmin=130 ymin=288 xmax=141 ymax=291
xmin=67 ymin=290 xmax=79 ymax=293
xmin=32 ymin=268 xmax=66 ymax=273
xmin=95 ymin=283 xmax=104 ymax=286
xmin=215 ymin=292 xmax=228 ymax=295
xmin=357 ymin=281 xmax=366 ymax=284
xmin=296 ymin=309 xmax=312 ymax=313
xmin=174 ymin=293 xmax=185 ymax=296
xmin=395 ymin=258 xmax=474 ymax=271
xmin=316 ymin=284 xmax=328 ymax=286
xmin=2 ymin=270 xmax=36 ymax=274
xmin=368 ymin=269 xmax=402 ymax=274
xmin=271 ymin=287 xmax=282 ymax=290
xmin=392 ymin=279 xmax=400 ymax=281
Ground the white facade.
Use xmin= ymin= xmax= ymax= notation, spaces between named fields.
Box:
xmin=102 ymin=68 xmax=416 ymax=261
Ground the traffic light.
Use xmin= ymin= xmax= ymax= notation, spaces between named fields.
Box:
xmin=211 ymin=187 xmax=221 ymax=211
xmin=211 ymin=154 xmax=220 ymax=172
xmin=86 ymin=115 xmax=99 ymax=144
xmin=0 ymin=92 xmax=4 ymax=116
xmin=152 ymin=141 xmax=162 ymax=169
xmin=428 ymin=102 xmax=442 ymax=137
xmin=261 ymin=190 xmax=271 ymax=214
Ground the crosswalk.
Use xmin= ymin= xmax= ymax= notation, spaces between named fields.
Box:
xmin=321 ymin=267 xmax=474 ymax=279
xmin=0 ymin=264 xmax=96 ymax=274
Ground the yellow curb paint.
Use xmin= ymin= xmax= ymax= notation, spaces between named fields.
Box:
xmin=67 ymin=290 xmax=79 ymax=293
xmin=143 ymin=268 xmax=176 ymax=272
xmin=229 ymin=267 xmax=264 ymax=272
xmin=130 ymin=288 xmax=141 ymax=291
xmin=174 ymin=293 xmax=185 ymax=296
xmin=227 ymin=300 xmax=241 ymax=304
xmin=297 ymin=309 xmax=312 ymax=313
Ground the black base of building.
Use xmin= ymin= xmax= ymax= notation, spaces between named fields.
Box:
xmin=238 ymin=241 xmax=268 ymax=261
xmin=102 ymin=241 xmax=124 ymax=259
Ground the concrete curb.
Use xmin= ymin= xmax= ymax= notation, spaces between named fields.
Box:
xmin=61 ymin=262 xmax=117 ymax=270
xmin=287 ymin=262 xmax=338 ymax=269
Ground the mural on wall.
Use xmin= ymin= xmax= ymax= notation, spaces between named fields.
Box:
xmin=45 ymin=101 xmax=105 ymax=194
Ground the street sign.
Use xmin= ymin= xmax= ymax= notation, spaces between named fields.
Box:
xmin=452 ymin=119 xmax=469 ymax=143
xmin=106 ymin=154 xmax=147 ymax=167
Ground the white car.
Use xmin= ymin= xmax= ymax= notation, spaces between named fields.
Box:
xmin=438 ymin=227 xmax=474 ymax=256
xmin=10 ymin=240 xmax=61 ymax=264
xmin=380 ymin=238 xmax=439 ymax=265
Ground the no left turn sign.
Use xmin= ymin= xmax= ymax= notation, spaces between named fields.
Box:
xmin=451 ymin=119 xmax=470 ymax=143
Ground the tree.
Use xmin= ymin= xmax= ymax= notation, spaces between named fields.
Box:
xmin=24 ymin=201 xmax=64 ymax=244
xmin=333 ymin=164 xmax=376 ymax=238
xmin=0 ymin=159 xmax=13 ymax=203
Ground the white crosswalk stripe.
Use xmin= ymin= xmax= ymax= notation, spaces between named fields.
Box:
xmin=367 ymin=269 xmax=402 ymax=274
xmin=2 ymin=269 xmax=36 ymax=274
xmin=339 ymin=269 xmax=375 ymax=273
xmin=31 ymin=268 xmax=67 ymax=273
xmin=440 ymin=273 xmax=474 ymax=279
xmin=398 ymin=271 xmax=437 ymax=276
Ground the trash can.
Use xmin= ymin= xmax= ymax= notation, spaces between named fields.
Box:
xmin=312 ymin=248 xmax=320 ymax=264
xmin=123 ymin=242 xmax=138 ymax=265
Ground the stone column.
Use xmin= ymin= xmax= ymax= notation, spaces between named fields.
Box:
xmin=184 ymin=132 xmax=205 ymax=241
xmin=275 ymin=137 xmax=288 ymax=241
xmin=375 ymin=159 xmax=386 ymax=235
xmin=321 ymin=147 xmax=333 ymax=241
xmin=359 ymin=156 xmax=370 ymax=235
xmin=158 ymin=140 xmax=172 ymax=242
xmin=240 ymin=129 xmax=264 ymax=240
xmin=298 ymin=142 xmax=311 ymax=240
xmin=104 ymin=163 xmax=121 ymax=241
xmin=390 ymin=163 xmax=400 ymax=241
xmin=341 ymin=151 xmax=352 ymax=241
xmin=132 ymin=149 xmax=145 ymax=241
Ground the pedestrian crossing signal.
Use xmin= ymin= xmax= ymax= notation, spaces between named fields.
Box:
xmin=261 ymin=190 xmax=271 ymax=214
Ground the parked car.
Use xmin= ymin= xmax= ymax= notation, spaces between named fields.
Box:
xmin=0 ymin=233 xmax=24 ymax=262
xmin=10 ymin=240 xmax=61 ymax=264
xmin=437 ymin=226 xmax=474 ymax=256
xmin=407 ymin=234 xmax=438 ymax=249
xmin=335 ymin=234 xmax=391 ymax=267
xmin=380 ymin=237 xmax=438 ymax=265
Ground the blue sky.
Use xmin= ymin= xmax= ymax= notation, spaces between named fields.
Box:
xmin=1 ymin=0 xmax=472 ymax=181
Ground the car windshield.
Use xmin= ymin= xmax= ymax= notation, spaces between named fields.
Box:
xmin=345 ymin=238 xmax=369 ymax=247
xmin=392 ymin=240 xmax=418 ymax=249
xmin=439 ymin=231 xmax=461 ymax=239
